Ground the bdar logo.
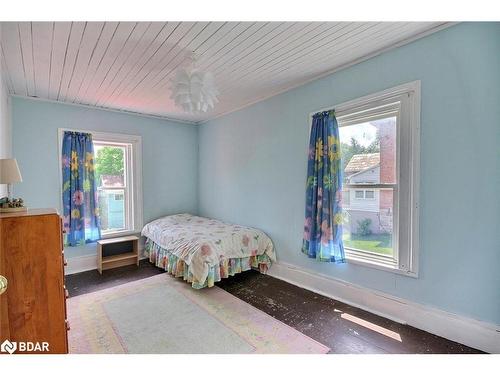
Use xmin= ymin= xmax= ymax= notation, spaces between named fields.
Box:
xmin=0 ymin=339 xmax=49 ymax=353
xmin=1 ymin=339 xmax=17 ymax=354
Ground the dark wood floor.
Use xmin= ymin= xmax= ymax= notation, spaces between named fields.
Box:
xmin=65 ymin=260 xmax=482 ymax=354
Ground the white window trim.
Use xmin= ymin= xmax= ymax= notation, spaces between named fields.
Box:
xmin=57 ymin=128 xmax=143 ymax=240
xmin=308 ymin=81 xmax=420 ymax=277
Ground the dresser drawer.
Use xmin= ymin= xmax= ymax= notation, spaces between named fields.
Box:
xmin=0 ymin=210 xmax=69 ymax=353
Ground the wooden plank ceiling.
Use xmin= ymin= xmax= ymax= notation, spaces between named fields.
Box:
xmin=1 ymin=22 xmax=448 ymax=123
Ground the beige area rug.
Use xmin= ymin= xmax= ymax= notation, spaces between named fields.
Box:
xmin=67 ymin=273 xmax=330 ymax=354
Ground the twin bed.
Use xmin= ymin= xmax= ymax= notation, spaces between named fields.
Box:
xmin=142 ymin=214 xmax=275 ymax=289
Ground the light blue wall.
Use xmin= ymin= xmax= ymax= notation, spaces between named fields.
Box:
xmin=12 ymin=98 xmax=199 ymax=257
xmin=198 ymin=23 xmax=500 ymax=324
xmin=0 ymin=44 xmax=12 ymax=199
xmin=9 ymin=23 xmax=500 ymax=324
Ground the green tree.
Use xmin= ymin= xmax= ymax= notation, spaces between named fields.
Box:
xmin=95 ymin=147 xmax=124 ymax=184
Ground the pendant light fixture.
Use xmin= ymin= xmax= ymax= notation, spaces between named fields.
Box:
xmin=169 ymin=52 xmax=219 ymax=113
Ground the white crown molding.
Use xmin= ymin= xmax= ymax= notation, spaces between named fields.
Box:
xmin=198 ymin=22 xmax=457 ymax=124
xmin=5 ymin=23 xmax=455 ymax=126
xmin=268 ymin=261 xmax=500 ymax=353
xmin=8 ymin=94 xmax=198 ymax=125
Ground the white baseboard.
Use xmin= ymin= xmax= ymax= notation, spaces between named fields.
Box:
xmin=268 ymin=261 xmax=500 ymax=353
xmin=65 ymin=254 xmax=99 ymax=275
xmin=65 ymin=243 xmax=146 ymax=275
xmin=66 ymin=252 xmax=148 ymax=275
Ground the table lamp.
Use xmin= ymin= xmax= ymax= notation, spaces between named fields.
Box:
xmin=0 ymin=158 xmax=26 ymax=212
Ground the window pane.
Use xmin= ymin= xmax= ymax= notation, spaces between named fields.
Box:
xmin=94 ymin=145 xmax=125 ymax=188
xmin=98 ymin=188 xmax=126 ymax=232
xmin=339 ymin=115 xmax=396 ymax=257
xmin=340 ymin=116 xmax=397 ymax=184
xmin=342 ymin=187 xmax=394 ymax=257
xmin=94 ymin=143 xmax=127 ymax=233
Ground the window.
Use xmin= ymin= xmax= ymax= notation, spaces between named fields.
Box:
xmin=59 ymin=129 xmax=143 ymax=239
xmin=340 ymin=112 xmax=397 ymax=267
xmin=314 ymin=81 xmax=420 ymax=276
xmin=355 ymin=190 xmax=365 ymax=199
xmin=94 ymin=142 xmax=128 ymax=233
xmin=364 ymin=190 xmax=375 ymax=199
xmin=354 ymin=190 xmax=375 ymax=199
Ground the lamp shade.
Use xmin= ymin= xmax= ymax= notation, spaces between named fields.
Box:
xmin=0 ymin=158 xmax=23 ymax=184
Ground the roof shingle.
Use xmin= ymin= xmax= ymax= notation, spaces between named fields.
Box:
xmin=345 ymin=153 xmax=380 ymax=174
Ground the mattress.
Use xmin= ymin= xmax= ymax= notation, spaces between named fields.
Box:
xmin=141 ymin=214 xmax=276 ymax=289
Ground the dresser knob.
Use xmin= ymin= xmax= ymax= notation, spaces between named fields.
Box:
xmin=0 ymin=275 xmax=7 ymax=296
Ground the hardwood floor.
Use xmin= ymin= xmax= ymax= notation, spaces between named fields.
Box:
xmin=65 ymin=260 xmax=482 ymax=354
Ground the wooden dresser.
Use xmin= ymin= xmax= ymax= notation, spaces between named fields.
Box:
xmin=0 ymin=209 xmax=68 ymax=354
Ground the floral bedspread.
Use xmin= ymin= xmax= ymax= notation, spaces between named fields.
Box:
xmin=141 ymin=214 xmax=276 ymax=286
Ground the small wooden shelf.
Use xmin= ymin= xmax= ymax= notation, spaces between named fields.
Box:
xmin=101 ymin=252 xmax=138 ymax=264
xmin=97 ymin=235 xmax=139 ymax=274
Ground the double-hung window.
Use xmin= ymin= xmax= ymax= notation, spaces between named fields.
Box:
xmin=59 ymin=129 xmax=143 ymax=239
xmin=318 ymin=81 xmax=420 ymax=276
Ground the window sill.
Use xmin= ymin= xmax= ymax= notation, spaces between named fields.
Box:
xmin=101 ymin=229 xmax=142 ymax=240
xmin=345 ymin=250 xmax=418 ymax=278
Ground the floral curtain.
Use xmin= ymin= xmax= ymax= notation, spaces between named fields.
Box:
xmin=62 ymin=131 xmax=101 ymax=246
xmin=302 ymin=110 xmax=345 ymax=262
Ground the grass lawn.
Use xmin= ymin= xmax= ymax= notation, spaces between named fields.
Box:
xmin=343 ymin=233 xmax=393 ymax=256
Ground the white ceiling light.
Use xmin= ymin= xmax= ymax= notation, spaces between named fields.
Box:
xmin=169 ymin=53 xmax=219 ymax=113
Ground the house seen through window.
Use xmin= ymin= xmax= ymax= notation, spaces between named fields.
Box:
xmin=340 ymin=116 xmax=396 ymax=259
